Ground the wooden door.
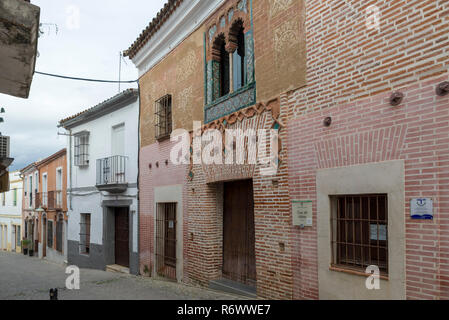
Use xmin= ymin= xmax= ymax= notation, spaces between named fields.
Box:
xmin=56 ymin=218 xmax=63 ymax=253
xmin=115 ymin=208 xmax=129 ymax=267
xmin=164 ymin=204 xmax=177 ymax=268
xmin=42 ymin=217 xmax=46 ymax=257
xmin=223 ymin=180 xmax=256 ymax=286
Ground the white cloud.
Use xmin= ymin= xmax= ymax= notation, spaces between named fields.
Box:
xmin=0 ymin=0 xmax=166 ymax=170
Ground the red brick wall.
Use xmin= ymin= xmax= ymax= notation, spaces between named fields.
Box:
xmin=136 ymin=0 xmax=449 ymax=299
xmin=283 ymin=0 xmax=449 ymax=300
xmin=288 ymin=74 xmax=449 ymax=300
xmin=188 ymin=103 xmax=293 ymax=299
xmin=287 ymin=0 xmax=449 ymax=120
xmin=139 ymin=141 xmax=189 ymax=278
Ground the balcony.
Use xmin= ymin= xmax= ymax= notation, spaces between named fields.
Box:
xmin=25 ymin=192 xmax=38 ymax=209
xmin=96 ymin=156 xmax=128 ymax=194
xmin=37 ymin=191 xmax=64 ymax=211
xmin=39 ymin=192 xmax=47 ymax=209
xmin=55 ymin=190 xmax=63 ymax=209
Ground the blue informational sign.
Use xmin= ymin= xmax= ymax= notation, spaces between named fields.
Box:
xmin=411 ymin=198 xmax=434 ymax=220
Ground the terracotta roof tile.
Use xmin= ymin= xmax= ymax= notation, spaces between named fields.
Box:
xmin=58 ymin=88 xmax=138 ymax=126
xmin=36 ymin=149 xmax=66 ymax=168
xmin=124 ymin=0 xmax=184 ymax=59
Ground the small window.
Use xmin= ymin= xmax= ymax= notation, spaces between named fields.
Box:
xmin=29 ymin=175 xmax=33 ymax=207
xmin=331 ymin=194 xmax=388 ymax=276
xmin=154 ymin=95 xmax=172 ymax=140
xmin=80 ymin=214 xmax=91 ymax=255
xmin=35 ymin=172 xmax=38 ymax=194
xmin=13 ymin=188 xmax=17 ymax=206
xmin=47 ymin=220 xmax=54 ymax=248
xmin=219 ymin=40 xmax=230 ymax=97
xmin=232 ymin=24 xmax=246 ymax=91
xmin=1 ymin=193 xmax=5 ymax=206
xmin=74 ymin=132 xmax=90 ymax=166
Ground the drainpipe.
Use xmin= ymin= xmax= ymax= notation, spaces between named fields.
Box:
xmin=69 ymin=129 xmax=73 ymax=211
xmin=137 ymin=84 xmax=141 ymax=275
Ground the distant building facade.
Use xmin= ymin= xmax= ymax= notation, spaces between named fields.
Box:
xmin=59 ymin=89 xmax=140 ymax=275
xmin=36 ymin=149 xmax=68 ymax=264
xmin=20 ymin=150 xmax=68 ymax=263
xmin=21 ymin=162 xmax=40 ymax=255
xmin=0 ymin=171 xmax=23 ymax=252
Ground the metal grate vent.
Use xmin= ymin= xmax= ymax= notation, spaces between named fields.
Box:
xmin=155 ymin=202 xmax=177 ymax=281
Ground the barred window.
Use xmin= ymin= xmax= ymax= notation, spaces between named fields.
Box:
xmin=80 ymin=213 xmax=91 ymax=255
xmin=47 ymin=220 xmax=54 ymax=248
xmin=74 ymin=132 xmax=90 ymax=166
xmin=331 ymin=194 xmax=388 ymax=276
xmin=56 ymin=215 xmax=63 ymax=253
xmin=154 ymin=95 xmax=172 ymax=140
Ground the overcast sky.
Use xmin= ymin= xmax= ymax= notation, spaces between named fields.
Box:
xmin=0 ymin=0 xmax=166 ymax=171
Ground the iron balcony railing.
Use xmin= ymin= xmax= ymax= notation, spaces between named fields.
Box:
xmin=96 ymin=156 xmax=127 ymax=186
xmin=26 ymin=192 xmax=39 ymax=209
xmin=39 ymin=192 xmax=48 ymax=208
xmin=37 ymin=191 xmax=65 ymax=210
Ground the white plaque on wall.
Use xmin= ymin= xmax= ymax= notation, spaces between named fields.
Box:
xmin=292 ymin=200 xmax=313 ymax=227
xmin=411 ymin=198 xmax=434 ymax=220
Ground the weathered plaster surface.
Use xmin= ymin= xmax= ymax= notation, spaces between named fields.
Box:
xmin=0 ymin=0 xmax=40 ymax=98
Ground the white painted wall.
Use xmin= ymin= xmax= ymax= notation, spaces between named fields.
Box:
xmin=68 ymin=100 xmax=139 ymax=189
xmin=0 ymin=171 xmax=23 ymax=250
xmin=66 ymin=98 xmax=139 ymax=255
xmin=22 ymin=168 xmax=38 ymax=210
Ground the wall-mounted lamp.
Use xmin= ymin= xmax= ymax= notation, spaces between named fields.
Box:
xmin=389 ymin=92 xmax=404 ymax=106
xmin=323 ymin=117 xmax=332 ymax=127
xmin=436 ymin=81 xmax=449 ymax=97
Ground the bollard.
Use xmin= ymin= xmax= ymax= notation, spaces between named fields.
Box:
xmin=49 ymin=288 xmax=58 ymax=300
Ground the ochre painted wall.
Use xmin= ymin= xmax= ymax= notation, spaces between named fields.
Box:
xmin=139 ymin=27 xmax=205 ymax=148
xmin=253 ymin=0 xmax=306 ymax=102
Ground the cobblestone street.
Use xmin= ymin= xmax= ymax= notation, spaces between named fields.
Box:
xmin=0 ymin=251 xmax=243 ymax=300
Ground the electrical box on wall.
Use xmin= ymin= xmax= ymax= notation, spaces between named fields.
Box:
xmin=292 ymin=200 xmax=313 ymax=228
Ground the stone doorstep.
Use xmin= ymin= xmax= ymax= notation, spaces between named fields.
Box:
xmin=209 ymin=278 xmax=257 ymax=299
xmin=106 ymin=264 xmax=130 ymax=275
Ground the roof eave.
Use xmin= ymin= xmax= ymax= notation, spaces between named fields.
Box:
xmin=59 ymin=89 xmax=139 ymax=130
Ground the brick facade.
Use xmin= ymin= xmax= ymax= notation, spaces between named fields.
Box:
xmin=133 ymin=0 xmax=449 ymax=299
xmin=288 ymin=74 xmax=449 ymax=300
xmin=139 ymin=141 xmax=189 ymax=278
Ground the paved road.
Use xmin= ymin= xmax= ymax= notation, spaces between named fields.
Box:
xmin=0 ymin=251 xmax=242 ymax=300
